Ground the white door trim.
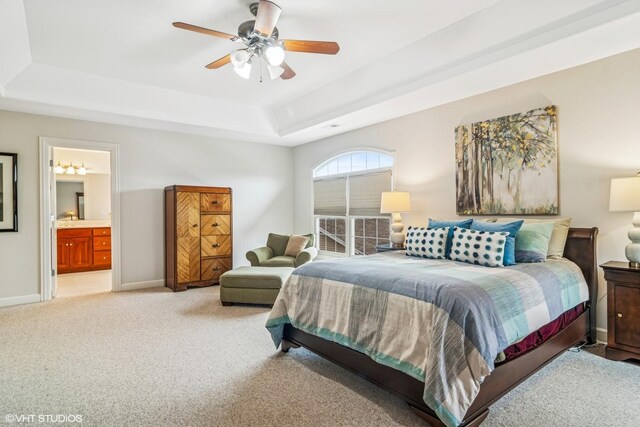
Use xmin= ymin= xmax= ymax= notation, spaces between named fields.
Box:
xmin=39 ymin=137 xmax=122 ymax=300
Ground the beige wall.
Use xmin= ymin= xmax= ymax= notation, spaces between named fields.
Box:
xmin=292 ymin=48 xmax=640 ymax=335
xmin=0 ymin=111 xmax=293 ymax=300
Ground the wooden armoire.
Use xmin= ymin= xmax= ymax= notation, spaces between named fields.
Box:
xmin=165 ymin=185 xmax=233 ymax=291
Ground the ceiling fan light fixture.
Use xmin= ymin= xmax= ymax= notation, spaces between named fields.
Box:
xmin=230 ymin=49 xmax=250 ymax=67
xmin=267 ymin=64 xmax=284 ymax=80
xmin=234 ymin=62 xmax=252 ymax=79
xmin=265 ymin=44 xmax=285 ymax=66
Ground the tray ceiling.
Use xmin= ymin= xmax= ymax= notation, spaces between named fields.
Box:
xmin=1 ymin=0 xmax=640 ymax=145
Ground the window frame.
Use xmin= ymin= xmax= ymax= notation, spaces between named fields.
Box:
xmin=312 ymin=150 xmax=395 ymax=258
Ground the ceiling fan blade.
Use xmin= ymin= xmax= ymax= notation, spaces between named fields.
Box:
xmin=254 ymin=0 xmax=282 ymax=37
xmin=205 ymin=54 xmax=232 ymax=69
xmin=280 ymin=62 xmax=296 ymax=80
xmin=172 ymin=22 xmax=238 ymax=41
xmin=282 ymin=40 xmax=340 ymax=55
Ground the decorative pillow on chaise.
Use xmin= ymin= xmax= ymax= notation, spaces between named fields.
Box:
xmin=470 ymin=219 xmax=523 ymax=266
xmin=450 ymin=227 xmax=509 ymax=267
xmin=284 ymin=235 xmax=311 ymax=257
xmin=405 ymin=226 xmax=449 ymax=260
xmin=514 ymin=222 xmax=554 ymax=263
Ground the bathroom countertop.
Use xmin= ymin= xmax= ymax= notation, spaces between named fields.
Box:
xmin=56 ymin=220 xmax=111 ymax=229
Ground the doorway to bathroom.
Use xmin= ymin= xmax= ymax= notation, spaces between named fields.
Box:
xmin=54 ymin=148 xmax=111 ymax=297
xmin=39 ymin=137 xmax=121 ymax=301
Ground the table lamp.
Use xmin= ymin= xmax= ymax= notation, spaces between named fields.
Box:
xmin=380 ymin=191 xmax=412 ymax=248
xmin=610 ymin=173 xmax=640 ymax=267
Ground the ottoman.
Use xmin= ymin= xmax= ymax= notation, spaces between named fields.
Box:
xmin=219 ymin=266 xmax=294 ymax=306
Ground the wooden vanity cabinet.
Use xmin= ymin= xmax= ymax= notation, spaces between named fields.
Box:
xmin=57 ymin=227 xmax=111 ymax=274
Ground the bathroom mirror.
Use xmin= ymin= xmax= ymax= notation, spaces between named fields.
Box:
xmin=76 ymin=192 xmax=85 ymax=220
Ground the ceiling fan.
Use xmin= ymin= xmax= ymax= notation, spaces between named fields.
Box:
xmin=173 ymin=0 xmax=340 ymax=81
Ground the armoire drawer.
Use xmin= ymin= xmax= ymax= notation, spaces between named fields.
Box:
xmin=201 ymin=193 xmax=231 ymax=213
xmin=201 ymin=258 xmax=232 ymax=282
xmin=201 ymin=215 xmax=231 ymax=236
xmin=201 ymin=235 xmax=232 ymax=257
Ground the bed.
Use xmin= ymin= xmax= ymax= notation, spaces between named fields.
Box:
xmin=266 ymin=227 xmax=598 ymax=427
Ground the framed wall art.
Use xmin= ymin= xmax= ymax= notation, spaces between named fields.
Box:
xmin=455 ymin=105 xmax=558 ymax=215
xmin=0 ymin=152 xmax=18 ymax=232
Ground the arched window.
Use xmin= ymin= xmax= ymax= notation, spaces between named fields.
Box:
xmin=313 ymin=151 xmax=394 ymax=256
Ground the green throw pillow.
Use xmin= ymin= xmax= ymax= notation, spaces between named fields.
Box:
xmin=515 ymin=222 xmax=554 ymax=263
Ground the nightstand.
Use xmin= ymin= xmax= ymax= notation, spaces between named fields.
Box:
xmin=375 ymin=244 xmax=404 ymax=253
xmin=601 ymin=261 xmax=640 ymax=362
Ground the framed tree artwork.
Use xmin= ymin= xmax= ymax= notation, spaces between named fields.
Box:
xmin=455 ymin=105 xmax=558 ymax=215
xmin=0 ymin=152 xmax=18 ymax=232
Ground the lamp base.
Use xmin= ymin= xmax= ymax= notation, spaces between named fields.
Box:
xmin=389 ymin=213 xmax=405 ymax=248
xmin=626 ymin=212 xmax=640 ymax=267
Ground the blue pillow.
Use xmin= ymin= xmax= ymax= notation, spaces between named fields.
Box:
xmin=428 ymin=218 xmax=473 ymax=258
xmin=470 ymin=220 xmax=524 ymax=266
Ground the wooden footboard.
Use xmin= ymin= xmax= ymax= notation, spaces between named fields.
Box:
xmin=283 ymin=310 xmax=588 ymax=426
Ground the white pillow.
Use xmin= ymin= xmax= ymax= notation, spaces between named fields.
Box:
xmin=405 ymin=226 xmax=449 ymax=260
xmin=450 ymin=227 xmax=509 ymax=267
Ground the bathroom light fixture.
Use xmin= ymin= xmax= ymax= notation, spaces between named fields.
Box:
xmin=55 ymin=162 xmax=90 ymax=175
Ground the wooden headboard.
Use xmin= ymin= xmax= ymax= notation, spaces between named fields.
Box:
xmin=563 ymin=227 xmax=598 ymax=343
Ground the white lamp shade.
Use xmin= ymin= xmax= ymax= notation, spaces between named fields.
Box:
xmin=380 ymin=191 xmax=411 ymax=213
xmin=267 ymin=64 xmax=284 ymax=79
xmin=610 ymin=176 xmax=640 ymax=212
xmin=265 ymin=45 xmax=285 ymax=66
xmin=234 ymin=62 xmax=252 ymax=79
xmin=230 ymin=49 xmax=249 ymax=67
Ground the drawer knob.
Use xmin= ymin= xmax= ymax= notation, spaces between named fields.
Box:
xmin=65 ymin=243 xmax=69 ymax=247
xmin=618 ymin=313 xmax=623 ymax=318
xmin=213 ymin=267 xmax=221 ymax=271
xmin=212 ymin=243 xmax=220 ymax=248
xmin=103 ymin=242 xmax=106 ymax=245
xmin=103 ymin=257 xmax=107 ymax=260
xmin=212 ymin=223 xmax=220 ymax=227
xmin=211 ymin=200 xmax=219 ymax=205
xmin=192 ymin=224 xmax=198 ymax=228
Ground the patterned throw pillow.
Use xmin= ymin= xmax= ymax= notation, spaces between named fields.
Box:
xmin=405 ymin=226 xmax=449 ymax=259
xmin=428 ymin=218 xmax=473 ymax=258
xmin=450 ymin=227 xmax=509 ymax=267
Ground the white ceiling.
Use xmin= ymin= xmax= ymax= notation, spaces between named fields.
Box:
xmin=2 ymin=0 xmax=640 ymax=146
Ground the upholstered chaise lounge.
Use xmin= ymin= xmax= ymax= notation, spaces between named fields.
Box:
xmin=246 ymin=233 xmax=318 ymax=268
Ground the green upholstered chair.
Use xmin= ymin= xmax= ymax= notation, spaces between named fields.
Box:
xmin=246 ymin=233 xmax=318 ymax=268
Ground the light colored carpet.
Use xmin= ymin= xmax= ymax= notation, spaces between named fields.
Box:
xmin=1 ymin=287 xmax=638 ymax=427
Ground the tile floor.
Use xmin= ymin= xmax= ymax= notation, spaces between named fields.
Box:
xmin=55 ymin=270 xmax=112 ymax=298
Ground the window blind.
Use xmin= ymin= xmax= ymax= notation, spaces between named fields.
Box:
xmin=348 ymin=171 xmax=392 ymax=216
xmin=313 ymin=177 xmax=347 ymax=216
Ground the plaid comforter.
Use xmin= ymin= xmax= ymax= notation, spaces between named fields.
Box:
xmin=266 ymin=252 xmax=589 ymax=427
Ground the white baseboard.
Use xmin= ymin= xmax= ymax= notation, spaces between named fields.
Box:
xmin=0 ymin=294 xmax=41 ymax=308
xmin=596 ymin=327 xmax=608 ymax=344
xmin=120 ymin=279 xmax=165 ymax=291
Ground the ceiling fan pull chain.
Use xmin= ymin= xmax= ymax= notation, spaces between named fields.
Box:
xmin=259 ymin=57 xmax=264 ymax=83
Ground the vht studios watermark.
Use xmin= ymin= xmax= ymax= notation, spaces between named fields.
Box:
xmin=4 ymin=414 xmax=83 ymax=424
